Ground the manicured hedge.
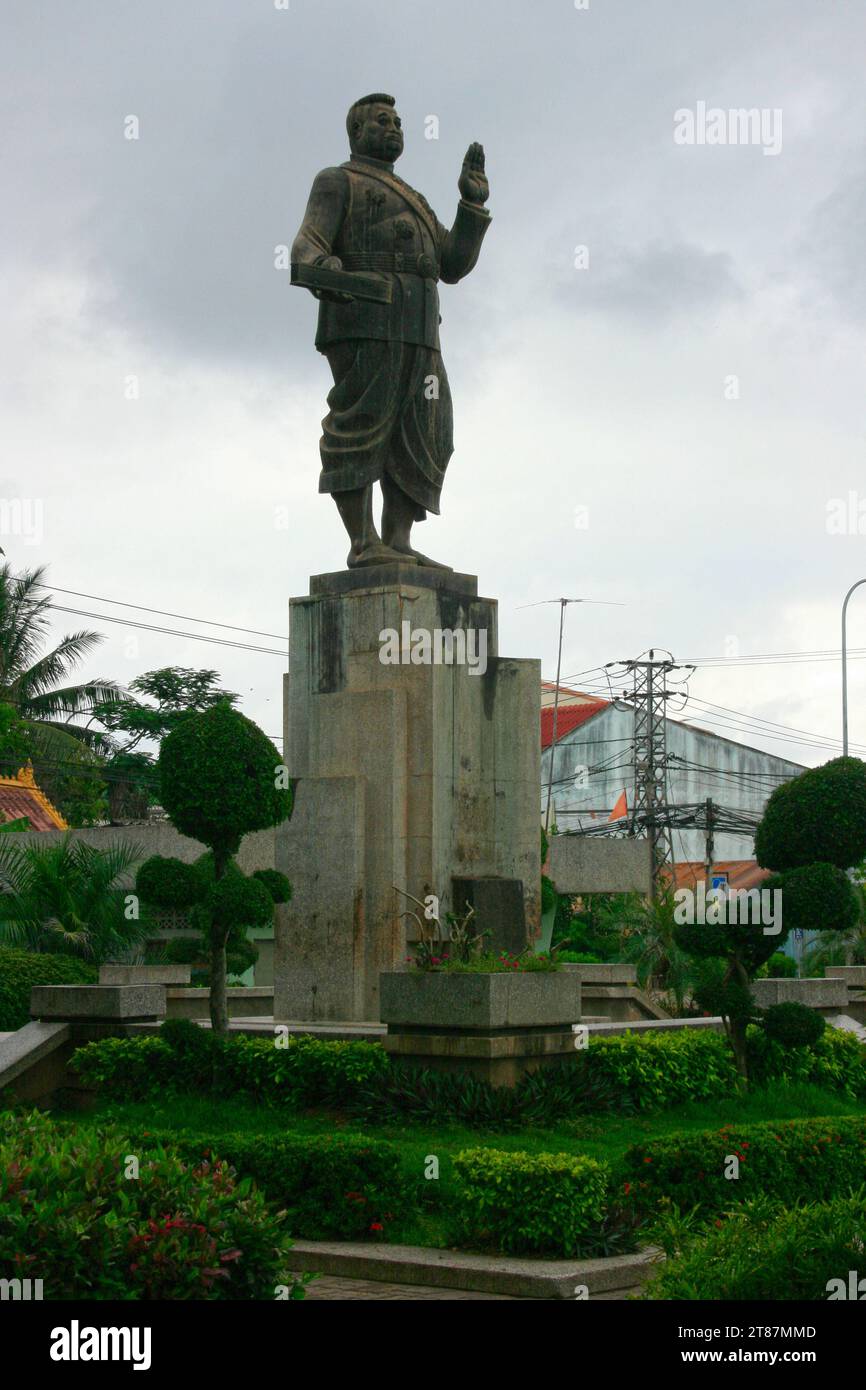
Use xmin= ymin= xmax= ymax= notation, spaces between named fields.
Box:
xmin=621 ymin=1114 xmax=866 ymax=1219
xmin=645 ymin=1194 xmax=866 ymax=1301
xmin=0 ymin=947 xmax=97 ymax=1031
xmin=69 ymin=1020 xmax=866 ymax=1124
xmin=0 ymin=1109 xmax=293 ymax=1299
xmin=453 ymin=1147 xmax=612 ymax=1257
xmin=70 ymin=1030 xmax=390 ymax=1107
xmin=577 ymin=1029 xmax=740 ymax=1111
xmin=141 ymin=1129 xmax=405 ymax=1242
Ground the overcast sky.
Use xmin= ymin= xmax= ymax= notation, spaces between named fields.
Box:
xmin=4 ymin=0 xmax=866 ymax=768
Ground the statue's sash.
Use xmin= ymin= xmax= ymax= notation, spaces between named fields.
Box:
xmin=341 ymin=160 xmax=440 ymax=244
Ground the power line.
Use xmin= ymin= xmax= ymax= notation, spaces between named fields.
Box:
xmin=35 ymin=584 xmax=288 ymax=643
xmin=48 ymin=604 xmax=287 ymax=658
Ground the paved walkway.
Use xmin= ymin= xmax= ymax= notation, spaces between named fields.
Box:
xmin=306 ymin=1275 xmax=519 ymax=1300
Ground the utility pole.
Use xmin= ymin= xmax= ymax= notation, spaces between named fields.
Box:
xmin=617 ymin=649 xmax=686 ymax=898
xmin=704 ymin=795 xmax=715 ymax=889
xmin=842 ymin=579 xmax=866 ymax=756
xmin=521 ymin=595 xmax=623 ymax=833
xmin=544 ymin=599 xmax=568 ymax=833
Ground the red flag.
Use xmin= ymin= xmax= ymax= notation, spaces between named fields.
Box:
xmin=608 ymin=790 xmax=628 ymax=822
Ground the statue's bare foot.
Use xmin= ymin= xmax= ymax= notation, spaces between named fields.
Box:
xmin=347 ymin=541 xmax=418 ymax=569
xmin=389 ymin=544 xmax=453 ymax=571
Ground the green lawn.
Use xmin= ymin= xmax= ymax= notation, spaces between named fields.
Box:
xmin=65 ymin=1082 xmax=866 ymax=1251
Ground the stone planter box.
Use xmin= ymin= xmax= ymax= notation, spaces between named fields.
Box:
xmin=380 ymin=970 xmax=580 ymax=1031
xmin=380 ymin=969 xmax=581 ymax=1087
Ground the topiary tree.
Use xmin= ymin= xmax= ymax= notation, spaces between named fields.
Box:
xmin=154 ymin=703 xmax=292 ymax=1031
xmin=137 ymin=852 xmax=291 ymax=1005
xmin=755 ymin=757 xmax=866 ymax=873
xmin=677 ymin=756 xmax=866 ymax=1085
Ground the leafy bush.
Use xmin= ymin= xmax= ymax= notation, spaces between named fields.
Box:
xmin=748 ymin=1024 xmax=866 ymax=1098
xmin=645 ymin=1193 xmax=866 ymax=1300
xmin=154 ymin=1129 xmax=404 ymax=1241
xmin=762 ymin=1002 xmax=826 ymax=1049
xmin=70 ymin=1021 xmax=866 ymax=1124
xmin=0 ymin=947 xmax=96 ymax=1031
xmin=71 ymin=1030 xmax=390 ymax=1107
xmin=453 ymin=1147 xmax=613 ymax=1256
xmin=578 ymin=1029 xmax=739 ymax=1111
xmin=759 ymin=952 xmax=797 ymax=979
xmin=0 ymin=1109 xmax=293 ymax=1299
xmin=621 ymin=1114 xmax=866 ymax=1220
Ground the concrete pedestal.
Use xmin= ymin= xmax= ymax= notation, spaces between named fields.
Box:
xmin=274 ymin=567 xmax=541 ymax=1022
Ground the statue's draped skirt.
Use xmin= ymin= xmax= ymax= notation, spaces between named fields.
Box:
xmin=319 ymin=339 xmax=453 ymax=519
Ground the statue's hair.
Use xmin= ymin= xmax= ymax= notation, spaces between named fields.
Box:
xmin=346 ymin=93 xmax=396 ymax=143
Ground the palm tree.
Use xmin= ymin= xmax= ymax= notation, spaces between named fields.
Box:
xmin=0 ymin=562 xmax=121 ymax=748
xmin=0 ymin=563 xmax=123 ymax=817
xmin=0 ymin=834 xmax=144 ymax=961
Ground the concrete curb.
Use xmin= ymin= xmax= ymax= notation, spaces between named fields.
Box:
xmin=283 ymin=1239 xmax=662 ymax=1299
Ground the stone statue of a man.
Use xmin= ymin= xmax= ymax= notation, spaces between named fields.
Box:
xmin=292 ymin=93 xmax=490 ymax=569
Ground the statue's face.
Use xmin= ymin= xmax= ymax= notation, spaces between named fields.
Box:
xmin=352 ymin=103 xmax=404 ymax=162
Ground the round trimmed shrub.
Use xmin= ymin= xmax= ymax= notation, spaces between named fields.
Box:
xmin=252 ymin=868 xmax=292 ymax=903
xmin=159 ymin=703 xmax=292 ymax=862
xmin=755 ymin=756 xmax=866 ymax=872
xmin=0 ymin=948 xmax=97 ymax=1031
xmin=774 ymin=862 xmax=859 ymax=936
xmin=762 ymin=1001 xmax=826 ymax=1049
xmin=136 ymin=855 xmax=204 ymax=909
xmin=210 ymin=869 xmax=273 ymax=931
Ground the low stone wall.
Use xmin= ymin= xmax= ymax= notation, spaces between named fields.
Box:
xmin=12 ymin=822 xmax=279 ymax=883
xmin=559 ymin=963 xmax=667 ymax=1023
xmin=751 ymin=977 xmax=849 ymax=1017
xmin=165 ymin=988 xmax=274 ymax=1021
xmin=825 ymin=967 xmax=866 ymax=1024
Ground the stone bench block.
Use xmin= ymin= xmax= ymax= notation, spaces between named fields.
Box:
xmin=30 ymin=985 xmax=166 ymax=1022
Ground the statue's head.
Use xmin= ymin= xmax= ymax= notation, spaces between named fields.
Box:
xmin=346 ymin=92 xmax=403 ymax=163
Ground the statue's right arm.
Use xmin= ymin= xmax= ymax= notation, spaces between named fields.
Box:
xmin=291 ymin=167 xmax=349 ymax=267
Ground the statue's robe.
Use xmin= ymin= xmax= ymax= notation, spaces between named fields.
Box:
xmin=292 ymin=154 xmax=490 ymax=518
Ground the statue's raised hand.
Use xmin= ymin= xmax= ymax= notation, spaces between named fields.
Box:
xmin=458 ymin=142 xmax=488 ymax=206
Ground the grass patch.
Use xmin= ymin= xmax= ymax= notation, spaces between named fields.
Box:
xmin=54 ymin=1080 xmax=866 ymax=1252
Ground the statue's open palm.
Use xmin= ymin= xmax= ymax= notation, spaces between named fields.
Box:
xmin=458 ymin=142 xmax=489 ymax=206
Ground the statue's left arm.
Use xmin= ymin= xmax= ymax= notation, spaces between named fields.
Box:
xmin=439 ymin=142 xmax=491 ymax=285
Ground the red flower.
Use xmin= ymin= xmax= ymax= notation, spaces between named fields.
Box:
xmin=370 ymin=1222 xmax=383 ymax=1232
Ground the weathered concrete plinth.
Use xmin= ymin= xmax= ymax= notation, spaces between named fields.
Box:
xmin=274 ymin=568 xmax=541 ymax=1022
xmin=379 ymin=969 xmax=581 ymax=1086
